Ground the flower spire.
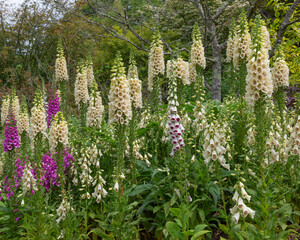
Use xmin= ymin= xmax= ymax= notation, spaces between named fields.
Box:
xmin=148 ymin=31 xmax=165 ymax=91
xmin=108 ymin=51 xmax=132 ymax=125
xmin=55 ymin=36 xmax=69 ymax=82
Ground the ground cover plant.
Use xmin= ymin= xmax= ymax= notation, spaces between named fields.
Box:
xmin=0 ymin=0 xmax=299 ymax=239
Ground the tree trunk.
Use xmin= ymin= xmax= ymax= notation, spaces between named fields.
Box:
xmin=211 ymin=50 xmax=222 ymax=100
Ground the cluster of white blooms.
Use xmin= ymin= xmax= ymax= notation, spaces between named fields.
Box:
xmin=132 ymin=139 xmax=143 ymax=160
xmin=11 ymin=93 xmax=20 ymax=121
xmin=30 ymin=90 xmax=47 ymax=141
xmin=193 ymin=100 xmax=207 ymax=135
xmin=167 ymin=68 xmax=185 ymax=157
xmin=245 ymin=46 xmax=273 ymax=107
xmin=226 ymin=22 xmax=236 ymax=63
xmin=128 ymin=56 xmax=142 ymax=109
xmin=22 ymin=162 xmax=38 ymax=194
xmin=139 ymin=108 xmax=151 ymax=128
xmin=271 ymin=57 xmax=289 ymax=91
xmin=286 ymin=115 xmax=300 ymax=157
xmin=143 ymin=153 xmax=151 ymax=167
xmin=245 ymin=17 xmax=273 ymax=107
xmin=56 ymin=198 xmax=71 ymax=223
xmin=1 ymin=95 xmax=10 ymax=125
xmin=18 ymin=101 xmax=30 ymax=135
xmin=55 ymin=40 xmax=68 ymax=82
xmin=148 ymin=32 xmax=165 ymax=91
xmin=72 ymin=144 xmax=103 ymax=202
xmin=233 ymin=13 xmax=251 ymax=68
xmin=189 ymin=63 xmax=197 ymax=83
xmin=247 ymin=125 xmax=256 ymax=145
xmin=261 ymin=24 xmax=271 ymax=51
xmin=86 ymin=58 xmax=95 ymax=87
xmin=74 ymin=65 xmax=89 ymax=107
xmin=231 ymin=181 xmax=255 ymax=224
xmin=203 ymin=121 xmax=231 ymax=172
xmin=167 ymin=58 xmax=190 ymax=85
xmin=108 ymin=53 xmax=132 ymax=125
xmin=191 ymin=23 xmax=206 ymax=69
xmin=49 ymin=112 xmax=68 ymax=154
xmin=87 ymin=91 xmax=104 ymax=128
xmin=92 ymin=173 xmax=108 ymax=203
xmin=265 ymin=119 xmax=288 ymax=165
xmin=226 ymin=36 xmax=235 ymax=63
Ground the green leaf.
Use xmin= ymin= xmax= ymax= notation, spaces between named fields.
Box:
xmin=127 ymin=184 xmax=155 ymax=196
xmin=166 ymin=221 xmax=184 ymax=239
xmin=219 ymin=223 xmax=229 ymax=235
xmin=90 ymin=228 xmax=114 ymax=239
xmin=194 ymin=224 xmax=208 ymax=232
xmin=191 ymin=230 xmax=210 ymax=240
xmin=170 ymin=208 xmax=181 ymax=218
xmin=198 ymin=209 xmax=205 ymax=222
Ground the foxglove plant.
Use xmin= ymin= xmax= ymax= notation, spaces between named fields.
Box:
xmin=226 ymin=20 xmax=236 ymax=63
xmin=49 ymin=112 xmax=68 ymax=155
xmin=148 ymin=31 xmax=164 ymax=112
xmin=128 ymin=54 xmax=142 ymax=109
xmin=18 ymin=96 xmax=29 ymax=135
xmin=167 ymin=63 xmax=185 ymax=157
xmin=261 ymin=21 xmax=271 ymax=51
xmin=11 ymin=90 xmax=20 ymax=121
xmin=56 ymin=197 xmax=71 ymax=223
xmin=148 ymin=31 xmax=165 ymax=91
xmin=191 ymin=23 xmax=206 ymax=101
xmin=230 ymin=181 xmax=255 ymax=224
xmin=108 ymin=52 xmax=132 ymax=125
xmin=233 ymin=10 xmax=251 ymax=69
xmin=40 ymin=152 xmax=59 ymax=191
xmin=233 ymin=11 xmax=251 ymax=97
xmin=22 ymin=162 xmax=38 ymax=195
xmin=203 ymin=121 xmax=231 ymax=172
xmin=74 ymin=62 xmax=89 ymax=107
xmin=30 ymin=88 xmax=47 ymax=141
xmin=55 ymin=37 xmax=68 ymax=114
xmin=86 ymin=81 xmax=104 ymax=129
xmin=47 ymin=93 xmax=60 ymax=128
xmin=55 ymin=37 xmax=69 ymax=83
xmin=85 ymin=56 xmax=95 ymax=87
xmin=167 ymin=58 xmax=190 ymax=86
xmin=245 ymin=16 xmax=273 ymax=107
xmin=1 ymin=94 xmax=10 ymax=125
xmin=3 ymin=112 xmax=20 ymax=152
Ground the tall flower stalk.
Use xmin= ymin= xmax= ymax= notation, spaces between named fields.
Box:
xmin=18 ymin=96 xmax=30 ymax=152
xmin=148 ymin=31 xmax=165 ymax=112
xmin=1 ymin=94 xmax=10 ymax=126
xmin=247 ymin=15 xmax=273 ymax=180
xmin=47 ymin=92 xmax=61 ymax=128
xmin=86 ymin=81 xmax=104 ymax=129
xmin=109 ymin=52 xmax=132 ymax=239
xmin=233 ymin=10 xmax=251 ymax=96
xmin=30 ymin=88 xmax=48 ymax=168
xmin=55 ymin=37 xmax=68 ymax=114
xmin=128 ymin=53 xmax=142 ymax=180
xmin=75 ymin=61 xmax=89 ymax=127
xmin=191 ymin=23 xmax=206 ymax=101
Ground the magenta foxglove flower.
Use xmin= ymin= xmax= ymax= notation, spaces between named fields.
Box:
xmin=47 ymin=93 xmax=60 ymax=128
xmin=3 ymin=112 xmax=20 ymax=152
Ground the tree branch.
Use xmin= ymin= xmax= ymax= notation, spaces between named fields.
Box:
xmin=213 ymin=0 xmax=234 ymax=20
xmin=269 ymin=0 xmax=300 ymax=58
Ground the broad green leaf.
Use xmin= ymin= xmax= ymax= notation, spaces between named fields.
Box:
xmin=191 ymin=230 xmax=210 ymax=240
xmin=127 ymin=184 xmax=155 ymax=196
xmin=166 ymin=221 xmax=184 ymax=239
